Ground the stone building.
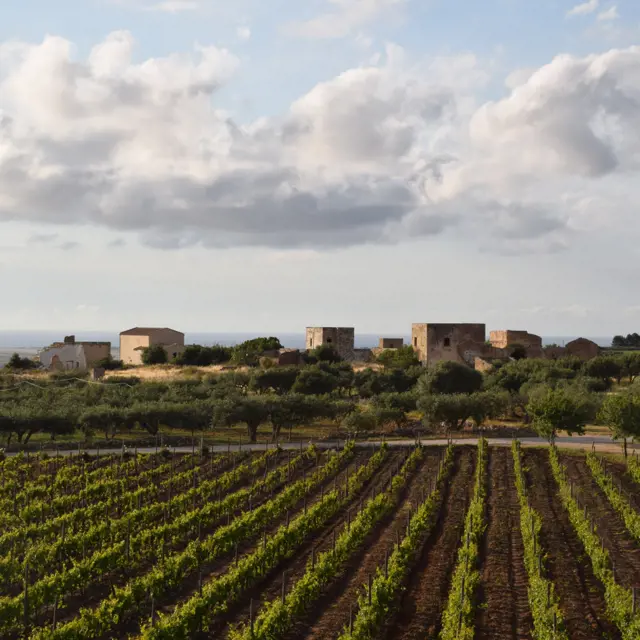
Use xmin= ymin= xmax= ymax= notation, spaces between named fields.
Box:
xmin=411 ymin=323 xmax=486 ymax=367
xmin=489 ymin=330 xmax=543 ymax=357
xmin=305 ymin=327 xmax=355 ymax=360
xmin=378 ymin=338 xmax=404 ymax=349
xmin=39 ymin=336 xmax=111 ymax=371
xmin=565 ymin=338 xmax=600 ymax=360
xmin=119 ymin=327 xmax=185 ymax=365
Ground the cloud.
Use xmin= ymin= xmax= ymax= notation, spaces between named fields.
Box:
xmin=1 ymin=32 xmax=640 ymax=254
xmin=108 ymin=238 xmax=127 ymax=248
xmin=58 ymin=241 xmax=80 ymax=251
xmin=597 ymin=5 xmax=619 ymax=21
xmin=29 ymin=233 xmax=58 ymax=243
xmin=567 ymin=0 xmax=599 ymax=17
xmin=109 ymin=0 xmax=200 ymax=11
xmin=236 ymin=26 xmax=251 ymax=40
xmin=285 ymin=0 xmax=405 ymax=39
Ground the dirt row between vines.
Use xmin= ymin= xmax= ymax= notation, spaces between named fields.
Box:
xmin=596 ymin=457 xmax=640 ymax=515
xmin=474 ymin=446 xmax=532 ymax=640
xmin=290 ymin=448 xmax=445 ymax=640
xmin=209 ymin=449 xmax=410 ymax=639
xmin=382 ymin=445 xmax=477 ymax=640
xmin=559 ymin=453 xmax=640 ymax=588
xmin=523 ymin=449 xmax=621 ymax=640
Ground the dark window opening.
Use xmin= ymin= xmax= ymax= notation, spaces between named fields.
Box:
xmin=444 ymin=338 xmax=451 ymax=347
xmin=327 ymin=338 xmax=332 ymax=343
xmin=413 ymin=337 xmax=418 ymax=347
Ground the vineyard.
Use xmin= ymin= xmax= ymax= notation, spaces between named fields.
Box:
xmin=2 ymin=441 xmax=640 ymax=639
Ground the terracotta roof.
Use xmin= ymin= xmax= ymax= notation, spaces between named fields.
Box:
xmin=120 ymin=327 xmax=184 ymax=336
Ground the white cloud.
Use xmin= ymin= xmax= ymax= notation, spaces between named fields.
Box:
xmin=236 ymin=26 xmax=252 ymax=40
xmin=567 ymin=0 xmax=599 ymax=17
xmin=1 ymin=32 xmax=640 ymax=255
xmin=285 ymin=0 xmax=405 ymax=39
xmin=597 ymin=5 xmax=619 ymax=20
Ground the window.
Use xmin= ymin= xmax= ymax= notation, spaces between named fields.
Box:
xmin=444 ymin=338 xmax=451 ymax=347
xmin=414 ymin=337 xmax=418 ymax=347
xmin=309 ymin=339 xmax=313 ymax=348
xmin=327 ymin=337 xmax=332 ymax=343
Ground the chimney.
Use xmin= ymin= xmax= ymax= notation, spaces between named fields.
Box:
xmin=64 ymin=335 xmax=75 ymax=344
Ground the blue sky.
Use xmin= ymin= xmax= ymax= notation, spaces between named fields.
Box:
xmin=0 ymin=0 xmax=639 ymax=338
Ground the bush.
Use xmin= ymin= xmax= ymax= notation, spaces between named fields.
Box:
xmin=5 ymin=353 xmax=38 ymax=371
xmin=421 ymin=361 xmax=483 ymax=395
xmin=141 ymin=344 xmax=168 ymax=365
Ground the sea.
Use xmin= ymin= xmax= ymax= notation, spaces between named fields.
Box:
xmin=0 ymin=330 xmax=614 ymax=368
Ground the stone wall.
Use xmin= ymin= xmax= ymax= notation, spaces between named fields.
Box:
xmin=565 ymin=338 xmax=600 ymax=361
xmin=412 ymin=323 xmax=486 ymax=366
xmin=305 ymin=327 xmax=355 ymax=360
xmin=379 ymin=338 xmax=404 ymax=349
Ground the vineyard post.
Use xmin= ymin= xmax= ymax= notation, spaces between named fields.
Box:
xmin=235 ymin=544 xmax=239 ymax=566
xmin=458 ymin=575 xmax=466 ymax=634
xmin=311 ymin=546 xmax=315 ymax=569
xmin=281 ymin=571 xmax=287 ymax=603
xmin=151 ymin=595 xmax=156 ymax=627
xmin=23 ymin=561 xmax=29 ymax=638
xmin=385 ymin=549 xmax=389 ymax=577
xmin=52 ymin=595 xmax=58 ymax=630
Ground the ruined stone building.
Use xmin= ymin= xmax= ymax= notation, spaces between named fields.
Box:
xmin=378 ymin=338 xmax=404 ymax=349
xmin=305 ymin=327 xmax=355 ymax=360
xmin=39 ymin=336 xmax=111 ymax=371
xmin=119 ymin=327 xmax=185 ymax=365
xmin=411 ymin=323 xmax=486 ymax=367
xmin=489 ymin=330 xmax=543 ymax=358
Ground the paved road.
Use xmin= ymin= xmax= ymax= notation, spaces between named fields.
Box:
xmin=5 ymin=435 xmax=635 ymax=456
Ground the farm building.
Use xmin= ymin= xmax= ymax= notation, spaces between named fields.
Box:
xmin=119 ymin=327 xmax=185 ymax=365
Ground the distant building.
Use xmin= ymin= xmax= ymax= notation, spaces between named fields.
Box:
xmin=489 ymin=330 xmax=543 ymax=358
xmin=305 ymin=327 xmax=355 ymax=360
xmin=119 ymin=327 xmax=185 ymax=365
xmin=565 ymin=338 xmax=600 ymax=361
xmin=411 ymin=323 xmax=486 ymax=367
xmin=378 ymin=338 xmax=404 ymax=349
xmin=39 ymin=335 xmax=110 ymax=372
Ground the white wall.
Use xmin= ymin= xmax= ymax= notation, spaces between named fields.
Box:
xmin=39 ymin=344 xmax=88 ymax=370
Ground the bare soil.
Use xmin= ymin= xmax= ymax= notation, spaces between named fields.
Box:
xmin=524 ymin=449 xmax=620 ymax=640
xmin=474 ymin=446 xmax=532 ymax=640
xmin=292 ymin=448 xmax=444 ymax=640
xmin=385 ymin=446 xmax=477 ymax=640
xmin=559 ymin=453 xmax=640 ymax=588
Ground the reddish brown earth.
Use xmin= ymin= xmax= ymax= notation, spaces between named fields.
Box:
xmin=211 ymin=449 xmax=409 ymax=639
xmin=292 ymin=449 xmax=444 ymax=640
xmin=524 ymin=449 xmax=621 ymax=640
xmin=385 ymin=446 xmax=477 ymax=640
xmin=559 ymin=453 xmax=640 ymax=588
xmin=474 ymin=446 xmax=532 ymax=640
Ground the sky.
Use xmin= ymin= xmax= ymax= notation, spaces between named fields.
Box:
xmin=1 ymin=0 xmax=639 ymax=338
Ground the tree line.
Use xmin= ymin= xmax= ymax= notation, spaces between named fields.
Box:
xmin=1 ymin=344 xmax=639 ymax=449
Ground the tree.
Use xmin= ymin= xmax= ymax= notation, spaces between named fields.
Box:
xmin=467 ymin=390 xmax=510 ymax=430
xmin=232 ymin=337 xmax=282 ymax=366
xmin=267 ymin=394 xmax=325 ymax=440
xmin=212 ymin=396 xmax=270 ymax=442
xmin=418 ymin=393 xmax=475 ymax=436
xmin=597 ymin=391 xmax=640 ymax=458
xmin=376 ymin=346 xmax=420 ymax=370
xmin=95 ymin=355 xmax=125 ymax=370
xmin=292 ymin=367 xmax=339 ymax=395
xmin=341 ymin=410 xmax=378 ymax=438
xmin=421 ymin=361 xmax=483 ymax=395
xmin=311 ymin=345 xmax=342 ymax=363
xmin=622 ymin=352 xmax=640 ymax=383
xmin=141 ymin=345 xmax=168 ymax=365
xmin=5 ymin=353 xmax=38 ymax=371
xmin=250 ymin=367 xmax=300 ymax=395
xmin=526 ymin=387 xmax=595 ymax=443
xmin=174 ymin=344 xmax=232 ymax=366
xmin=582 ymin=356 xmax=621 ymax=388
xmin=612 ymin=333 xmax=640 ymax=348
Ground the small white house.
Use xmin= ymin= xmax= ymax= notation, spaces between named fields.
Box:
xmin=38 ymin=336 xmax=111 ymax=371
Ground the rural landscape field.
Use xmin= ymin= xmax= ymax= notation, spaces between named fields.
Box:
xmin=1 ymin=439 xmax=640 ymax=640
